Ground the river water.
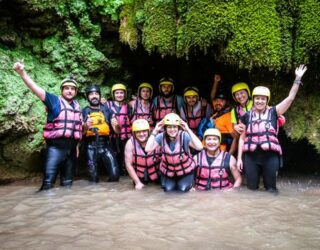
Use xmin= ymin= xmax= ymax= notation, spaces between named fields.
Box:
xmin=1 ymin=176 xmax=320 ymax=250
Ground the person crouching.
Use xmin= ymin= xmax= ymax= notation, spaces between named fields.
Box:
xmin=194 ymin=128 xmax=242 ymax=190
xmin=125 ymin=119 xmax=161 ymax=190
xmin=145 ymin=113 xmax=203 ymax=192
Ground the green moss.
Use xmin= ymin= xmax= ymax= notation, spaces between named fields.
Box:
xmin=90 ymin=0 xmax=124 ymax=21
xmin=176 ymin=1 xmax=237 ymax=57
xmin=295 ymin=0 xmax=320 ymax=64
xmin=223 ymin=0 xmax=283 ymax=70
xmin=0 ymin=47 xmax=61 ymax=173
xmin=142 ymin=0 xmax=176 ymax=55
xmin=119 ymin=4 xmax=139 ymax=49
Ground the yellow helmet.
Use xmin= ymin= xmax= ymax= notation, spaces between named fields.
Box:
xmin=159 ymin=77 xmax=174 ymax=92
xmin=111 ymin=83 xmax=127 ymax=99
xmin=60 ymin=76 xmax=78 ymax=89
xmin=163 ymin=113 xmax=181 ymax=126
xmin=252 ymin=86 xmax=271 ymax=104
xmin=138 ymin=82 xmax=153 ymax=99
xmin=203 ymin=128 xmax=221 ymax=143
xmin=132 ymin=119 xmax=150 ymax=132
xmin=231 ymin=82 xmax=251 ymax=101
xmin=184 ymin=86 xmax=199 ymax=100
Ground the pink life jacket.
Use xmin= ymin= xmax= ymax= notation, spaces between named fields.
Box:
xmin=131 ymin=137 xmax=161 ymax=181
xmin=107 ymin=101 xmax=131 ymax=141
xmin=131 ymin=98 xmax=154 ymax=128
xmin=43 ymin=97 xmax=82 ymax=140
xmin=153 ymin=95 xmax=177 ymax=124
xmin=234 ymin=102 xmax=252 ymax=123
xmin=159 ymin=131 xmax=195 ymax=177
xmin=243 ymin=107 xmax=282 ymax=155
xmin=195 ymin=150 xmax=233 ymax=190
xmin=182 ymin=99 xmax=206 ymax=135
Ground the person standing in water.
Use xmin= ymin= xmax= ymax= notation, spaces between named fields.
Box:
xmin=237 ymin=65 xmax=307 ymax=192
xmin=82 ymin=85 xmax=120 ymax=183
xmin=13 ymin=60 xmax=82 ymax=191
xmin=129 ymin=82 xmax=154 ymax=129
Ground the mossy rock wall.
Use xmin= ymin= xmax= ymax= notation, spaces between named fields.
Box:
xmin=0 ymin=0 xmax=320 ymax=179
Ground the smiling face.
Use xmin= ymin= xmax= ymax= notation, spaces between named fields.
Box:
xmin=135 ymin=130 xmax=149 ymax=143
xmin=213 ymin=98 xmax=227 ymax=112
xmin=253 ymin=95 xmax=268 ymax=111
xmin=234 ymin=89 xmax=249 ymax=105
xmin=61 ymin=86 xmax=77 ymax=102
xmin=204 ymin=135 xmax=220 ymax=152
xmin=165 ymin=125 xmax=179 ymax=139
xmin=114 ymin=90 xmax=125 ymax=102
xmin=88 ymin=91 xmax=101 ymax=107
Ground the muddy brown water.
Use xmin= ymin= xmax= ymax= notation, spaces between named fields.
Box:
xmin=1 ymin=176 xmax=320 ymax=250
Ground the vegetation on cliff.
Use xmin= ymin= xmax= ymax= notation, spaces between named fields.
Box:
xmin=0 ymin=0 xmax=319 ymax=178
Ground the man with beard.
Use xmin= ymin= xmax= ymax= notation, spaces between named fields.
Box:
xmin=180 ymin=86 xmax=212 ymax=137
xmin=124 ymin=119 xmax=161 ymax=190
xmin=82 ymin=85 xmax=120 ymax=183
xmin=13 ymin=60 xmax=82 ymax=191
xmin=198 ymin=89 xmax=237 ymax=154
xmin=105 ymin=83 xmax=132 ymax=175
xmin=152 ymin=77 xmax=184 ymax=125
xmin=129 ymin=82 xmax=154 ymax=129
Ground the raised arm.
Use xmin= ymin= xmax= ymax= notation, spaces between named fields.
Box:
xmin=210 ymin=74 xmax=221 ymax=101
xmin=13 ymin=60 xmax=46 ymax=101
xmin=180 ymin=119 xmax=203 ymax=151
xmin=276 ymin=65 xmax=307 ymax=116
xmin=145 ymin=120 xmax=163 ymax=153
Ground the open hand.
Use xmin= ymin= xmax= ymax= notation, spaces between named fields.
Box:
xmin=295 ymin=64 xmax=307 ymax=79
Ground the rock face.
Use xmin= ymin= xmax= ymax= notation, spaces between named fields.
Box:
xmin=0 ymin=0 xmax=319 ymax=179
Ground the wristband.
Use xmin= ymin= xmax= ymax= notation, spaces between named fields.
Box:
xmin=294 ymin=79 xmax=302 ymax=85
xmin=151 ymin=132 xmax=157 ymax=137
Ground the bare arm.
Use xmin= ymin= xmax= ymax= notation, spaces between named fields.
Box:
xmin=228 ymin=135 xmax=237 ymax=155
xmin=276 ymin=65 xmax=307 ymax=116
xmin=13 ymin=60 xmax=46 ymax=101
xmin=210 ymin=74 xmax=221 ymax=101
xmin=124 ymin=140 xmax=144 ymax=190
xmin=237 ymin=128 xmax=246 ymax=172
xmin=145 ymin=120 xmax=163 ymax=153
xmin=180 ymin=119 xmax=203 ymax=151
xmin=229 ymin=155 xmax=242 ymax=188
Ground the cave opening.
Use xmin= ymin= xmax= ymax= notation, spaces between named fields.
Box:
xmin=118 ymin=46 xmax=320 ymax=176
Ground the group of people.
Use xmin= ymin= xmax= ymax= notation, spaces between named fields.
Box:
xmin=13 ymin=60 xmax=307 ymax=193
